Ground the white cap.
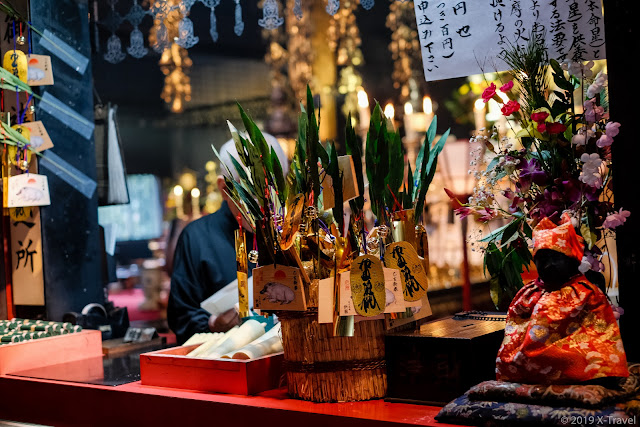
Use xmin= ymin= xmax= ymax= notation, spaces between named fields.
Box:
xmin=217 ymin=132 xmax=289 ymax=180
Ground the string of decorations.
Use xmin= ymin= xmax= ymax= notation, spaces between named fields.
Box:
xmin=96 ymin=0 xmax=386 ymax=64
xmin=386 ymin=0 xmax=423 ymax=104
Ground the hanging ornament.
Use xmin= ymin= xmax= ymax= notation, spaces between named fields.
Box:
xmin=234 ymin=0 xmax=245 ymax=36
xmin=305 ymin=205 xmax=318 ymax=220
xmin=200 ymin=0 xmax=221 ymax=42
xmin=125 ymin=0 xmax=150 ymax=59
xmin=17 ymin=35 xmax=26 ymax=45
xmin=258 ymin=0 xmax=285 ymax=30
xmin=152 ymin=22 xmax=169 ymax=53
xmin=104 ymin=35 xmax=127 ymax=63
xmin=326 ymin=0 xmax=340 ymax=15
xmin=360 ymin=0 xmax=374 ymax=10
xmin=176 ymin=0 xmax=199 ymax=48
xmin=127 ymin=28 xmax=148 ymax=58
xmin=248 ymin=249 xmax=260 ymax=264
xmin=103 ymin=0 xmax=126 ymax=63
xmin=125 ymin=0 xmax=150 ymax=28
xmin=293 ymin=0 xmax=303 ymax=20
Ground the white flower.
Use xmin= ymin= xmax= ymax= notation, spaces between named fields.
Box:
xmin=579 ymin=256 xmax=591 ymax=273
xmin=579 ymin=153 xmax=604 ymax=187
xmin=556 ymin=239 xmax=567 ymax=248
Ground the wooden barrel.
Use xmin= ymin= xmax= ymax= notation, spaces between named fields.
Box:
xmin=278 ymin=311 xmax=386 ymax=402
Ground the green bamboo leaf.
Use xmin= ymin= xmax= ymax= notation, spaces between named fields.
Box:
xmin=229 ymin=154 xmax=251 ymax=186
xmin=0 ymin=67 xmax=33 ymax=94
xmin=211 ymin=144 xmax=235 ymax=179
xmin=404 ymin=162 xmax=413 ymax=209
xmin=328 ymin=141 xmax=344 ymax=232
xmin=306 ymin=86 xmax=321 ymax=203
xmin=388 ymin=131 xmax=404 ymax=191
xmin=227 ymin=120 xmax=249 ymax=164
xmin=345 ymin=113 xmax=364 ymax=212
xmin=232 ymin=179 xmax=263 ymax=220
xmin=271 ymin=146 xmax=287 ymax=205
xmin=425 ymin=115 xmax=438 ymax=148
xmin=237 ymin=103 xmax=272 ymax=173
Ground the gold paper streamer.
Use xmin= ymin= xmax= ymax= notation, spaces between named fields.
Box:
xmin=235 ymin=228 xmax=250 ymax=318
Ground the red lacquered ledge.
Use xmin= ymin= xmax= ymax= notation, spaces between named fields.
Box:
xmin=0 ymin=373 xmax=460 ymax=427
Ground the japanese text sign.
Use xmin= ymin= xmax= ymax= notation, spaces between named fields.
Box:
xmin=414 ymin=0 xmax=606 ymax=81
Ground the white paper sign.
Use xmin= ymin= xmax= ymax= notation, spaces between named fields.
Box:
xmin=414 ymin=0 xmax=606 ymax=81
xmin=7 ymin=174 xmax=51 ymax=208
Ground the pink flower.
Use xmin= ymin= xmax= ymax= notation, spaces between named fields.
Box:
xmin=482 ymin=83 xmax=497 ymax=103
xmin=547 ymin=122 xmax=567 ymax=135
xmin=500 ymin=81 xmax=514 ymax=92
xmin=537 ymin=123 xmax=546 ymax=133
xmin=501 ymin=100 xmax=521 ymax=116
xmin=454 ymin=206 xmax=472 ymax=219
xmin=584 ymin=98 xmax=605 ymax=123
xmin=605 ymin=121 xmax=620 ymax=138
xmin=602 ymin=208 xmax=631 ymax=229
xmin=597 ymin=134 xmax=613 ymax=148
xmin=476 ymin=207 xmax=497 ymax=222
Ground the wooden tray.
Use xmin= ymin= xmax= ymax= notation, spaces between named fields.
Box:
xmin=140 ymin=345 xmax=284 ymax=395
xmin=0 ymin=330 xmax=103 ymax=375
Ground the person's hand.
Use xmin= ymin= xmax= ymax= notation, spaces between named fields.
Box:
xmin=208 ymin=308 xmax=240 ymax=333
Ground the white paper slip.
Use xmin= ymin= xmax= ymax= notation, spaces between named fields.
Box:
xmin=38 ymin=29 xmax=89 ymax=74
xmin=7 ymin=173 xmax=51 ymax=208
xmin=201 ymin=276 xmax=254 ymax=316
xmin=39 ymin=150 xmax=97 ymax=199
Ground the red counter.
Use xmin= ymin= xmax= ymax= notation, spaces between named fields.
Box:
xmin=0 ymin=375 xmax=458 ymax=427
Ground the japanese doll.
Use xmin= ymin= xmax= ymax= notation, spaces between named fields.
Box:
xmin=496 ymin=213 xmax=629 ymax=384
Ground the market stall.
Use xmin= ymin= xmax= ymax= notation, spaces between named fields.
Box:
xmin=2 ymin=0 xmax=640 ymax=426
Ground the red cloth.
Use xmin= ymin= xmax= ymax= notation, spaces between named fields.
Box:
xmin=496 ymin=275 xmax=629 ymax=384
xmin=532 ymin=212 xmax=584 ymax=262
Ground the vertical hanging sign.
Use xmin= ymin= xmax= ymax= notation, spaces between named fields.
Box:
xmin=414 ymin=0 xmax=607 ymax=81
xmin=10 ymin=206 xmax=45 ymax=306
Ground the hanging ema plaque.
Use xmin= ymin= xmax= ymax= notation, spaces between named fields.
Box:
xmin=385 ymin=241 xmax=428 ymax=302
xmin=350 ymin=255 xmax=385 ymax=317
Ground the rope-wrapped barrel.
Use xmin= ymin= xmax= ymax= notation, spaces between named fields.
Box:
xmin=278 ymin=309 xmax=387 ymax=402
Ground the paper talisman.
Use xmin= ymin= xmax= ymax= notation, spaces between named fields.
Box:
xmin=385 ymin=241 xmax=428 ymax=302
xmin=322 ymin=155 xmax=359 ymax=210
xmin=350 ymin=254 xmax=385 ymax=317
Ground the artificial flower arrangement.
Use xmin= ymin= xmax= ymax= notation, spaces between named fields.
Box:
xmin=214 ymin=85 xmax=448 ymax=402
xmin=448 ymin=38 xmax=629 ymax=309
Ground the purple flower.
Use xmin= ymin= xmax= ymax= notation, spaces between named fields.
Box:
xmin=597 ymin=134 xmax=613 ymax=148
xmin=605 ymin=121 xmax=620 ymax=138
xmin=518 ymin=158 xmax=547 ymax=186
xmin=562 ymin=179 xmax=599 ymax=203
xmin=603 ymin=208 xmax=631 ymax=229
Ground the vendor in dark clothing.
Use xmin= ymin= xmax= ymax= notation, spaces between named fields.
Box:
xmin=167 ymin=136 xmax=288 ymax=345
xmin=167 ymin=200 xmax=244 ymax=344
